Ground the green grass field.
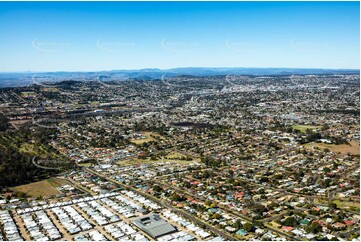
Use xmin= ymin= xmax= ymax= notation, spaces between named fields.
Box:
xmin=333 ymin=199 xmax=360 ymax=210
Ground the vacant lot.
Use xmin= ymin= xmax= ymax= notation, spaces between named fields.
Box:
xmin=333 ymin=199 xmax=360 ymax=210
xmin=130 ymin=131 xmax=160 ymax=144
xmin=19 ymin=143 xmax=62 ymax=159
xmin=41 ymin=87 xmax=60 ymax=92
xmin=19 ymin=143 xmax=48 ymax=157
xmin=265 ymin=221 xmax=285 ymax=235
xmin=292 ymin=125 xmax=321 ymax=133
xmin=47 ymin=177 xmax=70 ymax=187
xmin=9 ymin=119 xmax=31 ymax=128
xmin=21 ymin=91 xmax=36 ymax=97
xmin=306 ymin=140 xmax=360 ymax=155
xmin=13 ymin=178 xmax=68 ymax=198
xmin=78 ymin=162 xmax=93 ymax=167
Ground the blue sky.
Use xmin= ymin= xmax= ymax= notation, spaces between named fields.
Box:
xmin=0 ymin=1 xmax=359 ymax=72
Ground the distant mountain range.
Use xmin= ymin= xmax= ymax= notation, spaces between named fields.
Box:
xmin=0 ymin=67 xmax=359 ymax=88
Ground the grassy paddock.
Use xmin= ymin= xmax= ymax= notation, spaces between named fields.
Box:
xmin=14 ymin=180 xmax=60 ymax=197
xmin=305 ymin=140 xmax=360 ymax=155
xmin=333 ymin=199 xmax=360 ymax=209
xmin=13 ymin=178 xmax=69 ymax=198
xmin=130 ymin=131 xmax=157 ymax=144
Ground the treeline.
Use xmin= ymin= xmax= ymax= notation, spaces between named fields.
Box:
xmin=0 ymin=121 xmax=69 ymax=188
xmin=0 ymin=113 xmax=9 ymax=131
xmin=200 ymin=156 xmax=226 ymax=168
xmin=0 ymin=147 xmax=58 ymax=187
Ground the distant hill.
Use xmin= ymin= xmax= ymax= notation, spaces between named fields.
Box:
xmin=0 ymin=68 xmax=359 ymax=88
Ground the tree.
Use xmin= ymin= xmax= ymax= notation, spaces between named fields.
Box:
xmin=259 ymin=176 xmax=269 ymax=183
xmin=171 ymin=193 xmax=182 ymax=202
xmin=251 ymin=204 xmax=267 ymax=215
xmin=328 ymin=202 xmax=338 ymax=210
xmin=306 ymin=222 xmax=322 ymax=234
xmin=283 ymin=217 xmax=298 ymax=227
xmin=152 ymin=185 xmax=162 ymax=193
xmin=243 ymin=222 xmax=253 ymax=232
xmin=210 ymin=202 xmax=217 ymax=208
xmin=268 ymin=202 xmax=278 ymax=210
xmin=235 ymin=219 xmax=242 ymax=229
xmin=0 ymin=113 xmax=10 ymax=131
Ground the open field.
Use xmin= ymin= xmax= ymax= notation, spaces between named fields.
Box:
xmin=130 ymin=131 xmax=162 ymax=144
xmin=265 ymin=222 xmax=286 ymax=235
xmin=305 ymin=140 xmax=360 ymax=155
xmin=268 ymin=221 xmax=282 ymax=228
xmin=333 ymin=199 xmax=360 ymax=210
xmin=21 ymin=92 xmax=36 ymax=97
xmin=19 ymin=142 xmax=38 ymax=155
xmin=12 ymin=178 xmax=69 ymax=197
xmin=19 ymin=142 xmax=62 ymax=158
xmin=41 ymin=87 xmax=60 ymax=92
xmin=235 ymin=233 xmax=253 ymax=240
xmin=47 ymin=177 xmax=71 ymax=187
xmin=292 ymin=125 xmax=321 ymax=133
xmin=165 ymin=151 xmax=190 ymax=159
xmin=9 ymin=119 xmax=31 ymax=127
xmin=78 ymin=162 xmax=93 ymax=167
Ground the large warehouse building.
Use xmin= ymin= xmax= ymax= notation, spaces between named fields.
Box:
xmin=133 ymin=214 xmax=177 ymax=239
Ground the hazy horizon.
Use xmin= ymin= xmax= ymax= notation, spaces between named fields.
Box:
xmin=0 ymin=66 xmax=360 ymax=74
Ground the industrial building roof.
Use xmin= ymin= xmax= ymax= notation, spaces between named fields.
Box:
xmin=133 ymin=214 xmax=177 ymax=238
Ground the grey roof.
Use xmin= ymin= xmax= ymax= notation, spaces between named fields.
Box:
xmin=180 ymin=235 xmax=195 ymax=241
xmin=133 ymin=214 xmax=177 ymax=238
xmin=209 ymin=236 xmax=225 ymax=241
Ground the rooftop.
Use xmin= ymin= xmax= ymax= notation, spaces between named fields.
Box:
xmin=133 ymin=214 xmax=177 ymax=238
